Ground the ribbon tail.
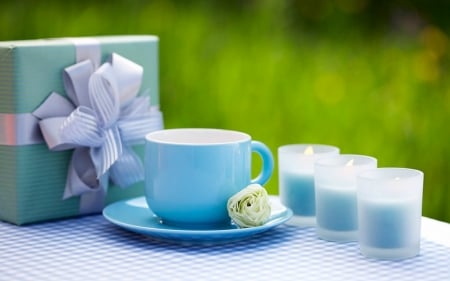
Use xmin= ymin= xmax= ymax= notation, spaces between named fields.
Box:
xmin=109 ymin=146 xmax=144 ymax=188
xmin=63 ymin=148 xmax=102 ymax=199
xmin=79 ymin=173 xmax=108 ymax=214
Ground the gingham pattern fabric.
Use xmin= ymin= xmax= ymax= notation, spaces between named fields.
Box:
xmin=0 ymin=215 xmax=449 ymax=281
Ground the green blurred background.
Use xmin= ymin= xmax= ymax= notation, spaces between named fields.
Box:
xmin=1 ymin=0 xmax=449 ymax=222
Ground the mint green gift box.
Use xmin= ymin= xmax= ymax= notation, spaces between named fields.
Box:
xmin=0 ymin=35 xmax=162 ymax=225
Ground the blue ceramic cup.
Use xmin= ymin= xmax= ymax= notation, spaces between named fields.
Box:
xmin=145 ymin=128 xmax=274 ymax=227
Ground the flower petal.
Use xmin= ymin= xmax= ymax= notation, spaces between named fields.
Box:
xmin=227 ymin=184 xmax=271 ymax=228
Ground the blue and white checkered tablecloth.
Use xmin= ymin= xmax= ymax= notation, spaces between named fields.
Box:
xmin=0 ymin=214 xmax=449 ymax=281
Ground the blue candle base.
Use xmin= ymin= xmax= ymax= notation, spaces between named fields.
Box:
xmin=316 ymin=228 xmax=357 ymax=242
xmin=358 ymin=198 xmax=421 ymax=260
xmin=358 ymin=199 xmax=420 ymax=248
xmin=360 ymin=244 xmax=420 ymax=260
xmin=280 ymin=172 xmax=315 ymax=218
xmin=315 ymin=185 xmax=357 ymax=242
xmin=286 ymin=215 xmax=316 ymax=227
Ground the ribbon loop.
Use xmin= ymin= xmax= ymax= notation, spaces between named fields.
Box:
xmin=33 ymin=92 xmax=76 ymax=119
xmin=121 ymin=95 xmax=151 ymax=117
xmin=118 ymin=111 xmax=163 ymax=145
xmin=60 ymin=106 xmax=104 ymax=147
xmin=63 ymin=60 xmax=95 ymax=107
xmin=34 ymin=92 xmax=77 ymax=150
xmin=89 ymin=63 xmax=121 ymax=128
xmin=39 ymin=117 xmax=76 ymax=151
xmin=109 ymin=53 xmax=143 ymax=105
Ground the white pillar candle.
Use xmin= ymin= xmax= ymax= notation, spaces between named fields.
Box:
xmin=357 ymin=168 xmax=424 ymax=260
xmin=278 ymin=144 xmax=339 ymax=227
xmin=314 ymin=154 xmax=377 ymax=242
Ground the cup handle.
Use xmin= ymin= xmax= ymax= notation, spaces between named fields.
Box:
xmin=250 ymin=141 xmax=274 ymax=186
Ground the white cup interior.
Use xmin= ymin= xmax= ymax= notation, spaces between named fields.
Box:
xmin=146 ymin=128 xmax=250 ymax=145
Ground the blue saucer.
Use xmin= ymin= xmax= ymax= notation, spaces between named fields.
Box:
xmin=103 ymin=196 xmax=292 ymax=244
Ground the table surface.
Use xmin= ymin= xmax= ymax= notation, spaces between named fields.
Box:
xmin=1 ymin=199 xmax=449 ymax=281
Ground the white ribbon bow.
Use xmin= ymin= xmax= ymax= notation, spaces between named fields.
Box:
xmin=33 ymin=53 xmax=163 ymax=207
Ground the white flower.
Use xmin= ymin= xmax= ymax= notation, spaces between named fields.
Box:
xmin=227 ymin=184 xmax=271 ymax=228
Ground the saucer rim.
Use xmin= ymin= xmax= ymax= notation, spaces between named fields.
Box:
xmin=102 ymin=196 xmax=293 ymax=241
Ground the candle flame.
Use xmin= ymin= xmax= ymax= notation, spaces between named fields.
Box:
xmin=345 ymin=159 xmax=354 ymax=166
xmin=304 ymin=146 xmax=314 ymax=155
